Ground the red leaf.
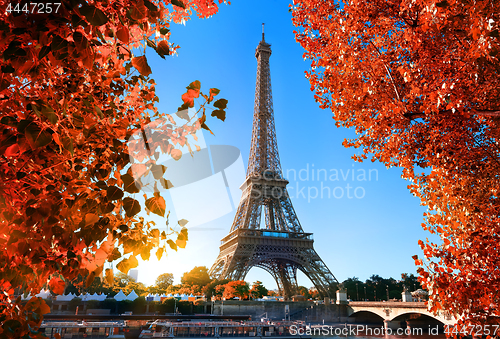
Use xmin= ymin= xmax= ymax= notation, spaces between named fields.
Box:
xmin=132 ymin=56 xmax=152 ymax=76
xmin=116 ymin=26 xmax=130 ymax=44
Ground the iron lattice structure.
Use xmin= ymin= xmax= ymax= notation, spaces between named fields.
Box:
xmin=209 ymin=29 xmax=338 ymax=299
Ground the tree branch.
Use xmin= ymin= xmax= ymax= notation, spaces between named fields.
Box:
xmin=369 ymin=41 xmax=403 ymax=104
xmin=404 ymin=110 xmax=500 ymax=120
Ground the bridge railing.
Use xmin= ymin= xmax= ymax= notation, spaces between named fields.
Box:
xmin=348 ymin=301 xmax=427 ymax=308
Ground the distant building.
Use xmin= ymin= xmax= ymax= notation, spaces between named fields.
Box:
xmin=129 ymin=269 xmax=138 ymax=282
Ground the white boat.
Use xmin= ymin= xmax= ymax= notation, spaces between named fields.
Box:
xmin=40 ymin=320 xmax=126 ymax=338
xmin=139 ymin=320 xmax=309 ymax=339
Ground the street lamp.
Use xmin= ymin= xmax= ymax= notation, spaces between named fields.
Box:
xmin=356 ymin=283 xmax=359 ymax=301
xmin=386 ymin=285 xmax=389 ymax=301
xmin=364 ymin=286 xmax=367 ymax=301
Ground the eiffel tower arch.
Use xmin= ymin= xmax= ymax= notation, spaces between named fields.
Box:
xmin=209 ymin=26 xmax=338 ymax=300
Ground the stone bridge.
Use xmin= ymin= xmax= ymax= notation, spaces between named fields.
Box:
xmin=347 ymin=301 xmax=457 ymax=329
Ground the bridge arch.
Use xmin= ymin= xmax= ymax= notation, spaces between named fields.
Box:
xmin=390 ymin=312 xmax=446 ymax=326
xmin=348 ymin=311 xmax=385 ymax=324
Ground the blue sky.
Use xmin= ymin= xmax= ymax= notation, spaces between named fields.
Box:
xmin=127 ymin=0 xmax=434 ymax=290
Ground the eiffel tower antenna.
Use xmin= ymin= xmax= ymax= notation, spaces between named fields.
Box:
xmin=209 ymin=28 xmax=338 ymax=300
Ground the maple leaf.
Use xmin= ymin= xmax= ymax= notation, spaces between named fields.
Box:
xmin=116 ymin=255 xmax=139 ymax=274
xmin=208 ymin=88 xmax=220 ymax=103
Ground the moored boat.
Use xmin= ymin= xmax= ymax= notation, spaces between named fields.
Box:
xmin=139 ymin=320 xmax=309 ymax=339
xmin=40 ymin=320 xmax=126 ymax=338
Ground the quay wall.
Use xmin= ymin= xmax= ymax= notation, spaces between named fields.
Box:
xmin=210 ymin=301 xmax=348 ymax=323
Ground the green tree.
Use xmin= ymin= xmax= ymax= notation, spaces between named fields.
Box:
xmin=401 ymin=273 xmax=422 ymax=292
xmin=101 ymin=298 xmax=117 ymax=313
xmin=159 ymin=297 xmax=176 ymax=314
xmin=296 ymin=286 xmax=311 ymax=299
xmin=177 ymin=300 xmax=193 ymax=315
xmin=193 ymin=299 xmax=205 ymax=313
xmin=250 ymin=281 xmax=268 ymax=299
xmin=343 ymin=277 xmax=362 ymax=301
xmin=132 ymin=296 xmax=147 ymax=314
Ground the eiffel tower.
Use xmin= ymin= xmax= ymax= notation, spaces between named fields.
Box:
xmin=209 ymin=26 xmax=338 ymax=300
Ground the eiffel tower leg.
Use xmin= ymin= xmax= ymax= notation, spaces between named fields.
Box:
xmin=277 ymin=264 xmax=298 ymax=301
xmin=258 ymin=264 xmax=285 ymax=298
xmin=298 ymin=248 xmax=338 ymax=298
xmin=259 ymin=261 xmax=298 ymax=300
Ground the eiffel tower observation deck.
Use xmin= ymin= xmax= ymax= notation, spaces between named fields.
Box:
xmin=209 ymin=25 xmax=338 ymax=300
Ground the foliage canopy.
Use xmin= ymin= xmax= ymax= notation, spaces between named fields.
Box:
xmin=0 ymin=0 xmax=227 ymax=336
xmin=293 ymin=0 xmax=499 ymax=326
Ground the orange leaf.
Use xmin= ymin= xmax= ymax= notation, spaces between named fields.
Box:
xmin=145 ymin=193 xmax=166 ymax=217
xmin=156 ymin=247 xmax=164 ymax=260
xmin=49 ymin=277 xmax=65 ymax=295
xmin=85 ymin=213 xmax=99 ymax=226
xmin=170 ymin=149 xmax=182 ymax=160
xmin=105 ymin=268 xmax=114 ymax=285
xmin=39 ymin=300 xmax=51 ymax=314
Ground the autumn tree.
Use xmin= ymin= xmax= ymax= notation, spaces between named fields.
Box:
xmin=0 ymin=0 xmax=228 ymax=336
xmin=307 ymin=288 xmax=318 ymax=300
xmin=181 ymin=266 xmax=211 ymax=287
xmin=177 ymin=284 xmax=202 ymax=295
xmin=296 ymin=286 xmax=311 ymax=299
xmin=115 ymin=281 xmax=147 ymax=296
xmin=165 ymin=284 xmax=181 ymax=294
xmin=108 ymin=272 xmax=147 ymax=296
xmin=293 ymin=0 xmax=500 ymax=327
xmin=113 ymin=272 xmax=136 ymax=287
xmin=203 ymin=279 xmax=230 ymax=299
xmin=222 ymin=280 xmax=249 ymax=300
xmin=214 ymin=284 xmax=226 ymax=300
xmin=155 ymin=273 xmax=174 ymax=291
xmin=250 ymin=281 xmax=268 ymax=299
